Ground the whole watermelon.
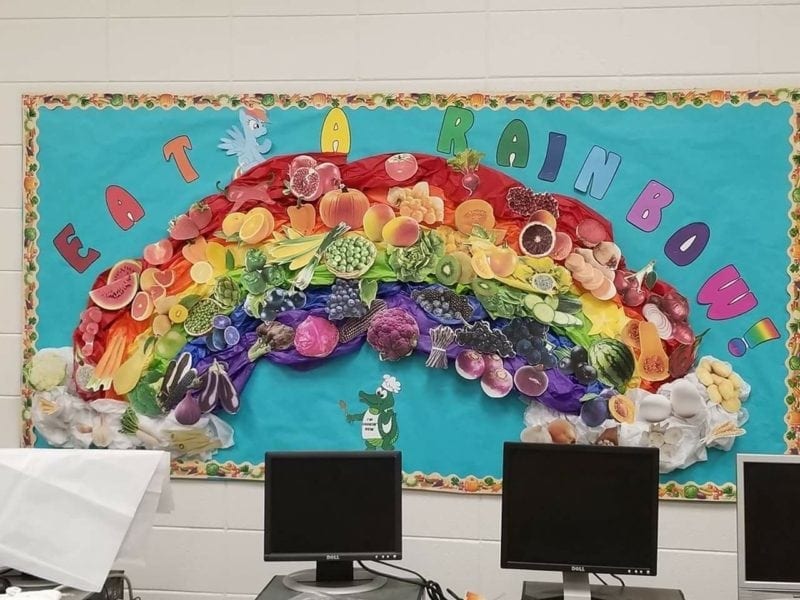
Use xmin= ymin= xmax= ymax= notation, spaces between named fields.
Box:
xmin=588 ymin=339 xmax=635 ymax=391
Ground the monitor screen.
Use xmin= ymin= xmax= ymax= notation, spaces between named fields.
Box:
xmin=264 ymin=451 xmax=402 ymax=561
xmin=741 ymin=459 xmax=800 ymax=584
xmin=501 ymin=442 xmax=659 ymax=576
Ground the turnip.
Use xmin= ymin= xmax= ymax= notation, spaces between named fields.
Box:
xmin=455 ymin=350 xmax=485 ymax=380
xmin=481 ymin=368 xmax=514 ymax=398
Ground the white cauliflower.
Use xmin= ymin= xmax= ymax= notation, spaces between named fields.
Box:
xmin=28 ymin=350 xmax=68 ymax=391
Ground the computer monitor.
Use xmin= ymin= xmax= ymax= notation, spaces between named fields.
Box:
xmin=264 ymin=451 xmax=402 ymax=595
xmin=737 ymin=453 xmax=800 ymax=598
xmin=501 ymin=442 xmax=660 ymax=600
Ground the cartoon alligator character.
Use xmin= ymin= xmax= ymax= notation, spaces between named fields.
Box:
xmin=339 ymin=375 xmax=400 ymax=451
xmin=218 ymin=107 xmax=273 ymax=172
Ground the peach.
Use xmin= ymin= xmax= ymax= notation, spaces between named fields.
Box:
xmin=530 ymin=209 xmax=557 ymax=229
xmin=363 ymin=204 xmax=395 ymax=241
xmin=382 ymin=216 xmax=420 ymax=247
xmin=488 ymin=246 xmax=518 ymax=277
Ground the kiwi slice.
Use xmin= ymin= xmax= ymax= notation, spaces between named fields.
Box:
xmin=452 ymin=251 xmax=475 ymax=284
xmin=435 ymin=255 xmax=462 ymax=286
xmin=471 ymin=279 xmax=498 ymax=299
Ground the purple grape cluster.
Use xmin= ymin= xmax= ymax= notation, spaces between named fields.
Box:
xmin=502 ymin=318 xmax=557 ymax=368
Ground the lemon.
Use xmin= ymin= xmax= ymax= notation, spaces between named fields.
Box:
xmin=189 ymin=261 xmax=213 ymax=284
xmin=239 ymin=212 xmax=267 ymax=243
xmin=168 ymin=303 xmax=189 ymax=324
xmin=222 ymin=212 xmax=246 ymax=237
xmin=205 ymin=241 xmax=228 ymax=272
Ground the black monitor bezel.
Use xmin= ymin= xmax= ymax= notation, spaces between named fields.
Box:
xmin=264 ymin=450 xmax=403 ymax=562
xmin=500 ymin=442 xmax=660 ymax=576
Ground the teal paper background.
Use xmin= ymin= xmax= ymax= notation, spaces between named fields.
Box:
xmin=33 ymin=100 xmax=793 ymax=484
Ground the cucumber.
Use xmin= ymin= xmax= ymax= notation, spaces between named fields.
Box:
xmin=544 ymin=295 xmax=559 ymax=310
xmin=552 ymin=311 xmax=571 ymax=326
xmin=532 ymin=302 xmax=555 ymax=324
xmin=556 ymin=295 xmax=582 ymax=314
xmin=523 ymin=294 xmax=544 ymax=310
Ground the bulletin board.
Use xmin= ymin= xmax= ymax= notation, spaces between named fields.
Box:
xmin=21 ymin=90 xmax=800 ymax=501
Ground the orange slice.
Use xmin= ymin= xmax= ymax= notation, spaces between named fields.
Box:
xmin=239 ymin=209 xmax=274 ymax=244
xmin=222 ymin=212 xmax=246 ymax=237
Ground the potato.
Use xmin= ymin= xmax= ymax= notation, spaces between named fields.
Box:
xmin=697 ymin=370 xmax=714 ymax=386
xmin=718 ymin=380 xmax=736 ymax=402
xmin=710 ymin=360 xmax=732 ymax=378
xmin=729 ymin=372 xmax=744 ymax=390
xmin=707 ymin=384 xmax=722 ymax=405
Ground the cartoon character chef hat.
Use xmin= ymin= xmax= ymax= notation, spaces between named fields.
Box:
xmin=381 ymin=375 xmax=401 ymax=394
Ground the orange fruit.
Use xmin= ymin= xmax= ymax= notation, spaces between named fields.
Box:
xmin=239 ymin=210 xmax=274 ymax=244
xmin=222 ymin=212 xmax=246 ymax=237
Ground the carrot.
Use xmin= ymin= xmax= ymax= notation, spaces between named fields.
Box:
xmin=94 ymin=335 xmax=120 ymax=379
xmin=107 ymin=335 xmax=127 ymax=377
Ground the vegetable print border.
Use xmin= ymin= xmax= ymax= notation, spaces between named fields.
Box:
xmin=20 ymin=89 xmax=800 ymax=501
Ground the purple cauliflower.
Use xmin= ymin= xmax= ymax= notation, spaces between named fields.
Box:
xmin=366 ymin=308 xmax=420 ymax=361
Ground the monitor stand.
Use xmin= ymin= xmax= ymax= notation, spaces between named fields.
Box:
xmin=562 ymin=572 xmax=591 ymax=600
xmin=522 ymin=577 xmax=685 ymax=600
xmin=283 ymin=560 xmax=387 ymax=596
xmin=522 ymin=572 xmax=593 ymax=600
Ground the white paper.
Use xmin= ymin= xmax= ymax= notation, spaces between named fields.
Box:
xmin=0 ymin=449 xmax=172 ymax=592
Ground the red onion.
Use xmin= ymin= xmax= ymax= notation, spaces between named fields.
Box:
xmin=661 ymin=291 xmax=689 ymax=321
xmin=671 ymin=321 xmax=695 ymax=345
xmin=455 ymin=350 xmax=486 ymax=380
xmin=642 ymin=303 xmax=674 ymax=340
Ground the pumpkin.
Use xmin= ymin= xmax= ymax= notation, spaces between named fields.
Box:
xmin=319 ymin=187 xmax=369 ymax=229
xmin=287 ymin=203 xmax=317 ymax=235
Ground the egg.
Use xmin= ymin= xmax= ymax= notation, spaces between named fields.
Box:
xmin=639 ymin=393 xmax=672 ymax=423
xmin=670 ymin=380 xmax=705 ymax=419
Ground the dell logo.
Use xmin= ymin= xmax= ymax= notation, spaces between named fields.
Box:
xmin=571 ymin=566 xmax=585 ymax=572
xmin=326 ymin=554 xmax=340 ymax=560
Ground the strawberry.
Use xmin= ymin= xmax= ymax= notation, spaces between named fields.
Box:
xmin=169 ymin=214 xmax=200 ymax=240
xmin=188 ymin=203 xmax=212 ymax=230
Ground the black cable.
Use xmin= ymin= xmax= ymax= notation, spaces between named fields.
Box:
xmin=610 ymin=574 xmax=625 ymax=588
xmin=592 ymin=573 xmax=608 ymax=585
xmin=358 ymin=560 xmax=459 ymax=600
